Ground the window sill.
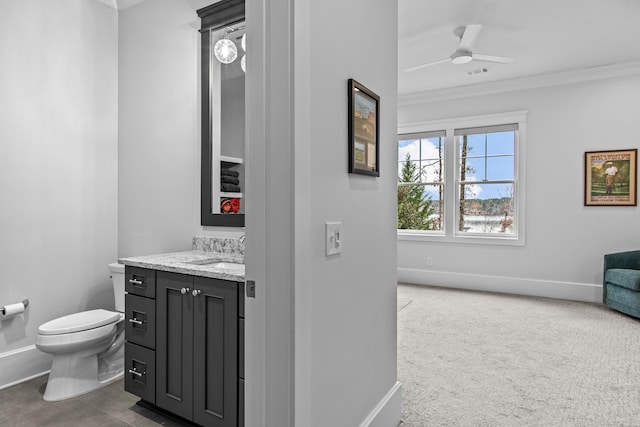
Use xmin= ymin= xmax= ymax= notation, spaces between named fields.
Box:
xmin=398 ymin=230 xmax=525 ymax=246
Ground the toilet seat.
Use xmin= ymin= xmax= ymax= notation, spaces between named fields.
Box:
xmin=39 ymin=309 xmax=121 ymax=335
xmin=36 ymin=312 xmax=124 ymax=356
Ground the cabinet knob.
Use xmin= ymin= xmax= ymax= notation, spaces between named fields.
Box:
xmin=192 ymin=289 xmax=202 ymax=297
xmin=180 ymin=287 xmax=190 ymax=295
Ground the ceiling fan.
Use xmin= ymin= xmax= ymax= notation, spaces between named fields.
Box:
xmin=405 ymin=24 xmax=514 ymax=72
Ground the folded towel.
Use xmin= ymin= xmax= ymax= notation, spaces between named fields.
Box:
xmin=221 ymin=176 xmax=240 ymax=185
xmin=221 ymin=169 xmax=240 ymax=177
xmin=221 ymin=183 xmax=241 ymax=192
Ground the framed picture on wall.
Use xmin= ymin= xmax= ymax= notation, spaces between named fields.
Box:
xmin=584 ymin=149 xmax=637 ymax=206
xmin=348 ymin=79 xmax=380 ymax=177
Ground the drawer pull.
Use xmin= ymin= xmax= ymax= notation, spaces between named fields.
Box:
xmin=128 ymin=318 xmax=144 ymax=325
xmin=128 ymin=368 xmax=145 ymax=377
xmin=129 ymin=278 xmax=144 ymax=286
xmin=180 ymin=287 xmax=190 ymax=295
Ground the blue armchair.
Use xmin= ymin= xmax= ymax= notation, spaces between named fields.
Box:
xmin=603 ymin=250 xmax=640 ymax=318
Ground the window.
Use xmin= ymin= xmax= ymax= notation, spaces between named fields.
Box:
xmin=397 ymin=111 xmax=526 ymax=245
xmin=397 ymin=131 xmax=445 ymax=232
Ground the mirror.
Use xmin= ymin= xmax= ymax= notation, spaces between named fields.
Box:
xmin=198 ymin=0 xmax=245 ymax=227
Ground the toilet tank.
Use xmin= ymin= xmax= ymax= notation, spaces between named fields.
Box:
xmin=108 ymin=263 xmax=125 ymax=312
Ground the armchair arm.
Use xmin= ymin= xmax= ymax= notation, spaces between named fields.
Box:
xmin=603 ymin=249 xmax=640 ymax=304
xmin=604 ymin=250 xmax=640 ymax=272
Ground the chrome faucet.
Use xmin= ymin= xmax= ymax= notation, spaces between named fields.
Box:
xmin=239 ymin=234 xmax=246 ymax=244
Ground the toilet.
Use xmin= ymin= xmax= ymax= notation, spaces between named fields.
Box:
xmin=35 ymin=263 xmax=126 ymax=401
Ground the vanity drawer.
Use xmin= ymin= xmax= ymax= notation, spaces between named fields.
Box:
xmin=125 ymin=266 xmax=156 ymax=298
xmin=125 ymin=342 xmax=156 ymax=403
xmin=125 ymin=294 xmax=156 ymax=349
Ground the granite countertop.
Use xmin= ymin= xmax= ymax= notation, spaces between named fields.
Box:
xmin=119 ymin=249 xmax=245 ymax=282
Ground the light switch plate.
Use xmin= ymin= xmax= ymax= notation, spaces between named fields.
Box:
xmin=325 ymin=222 xmax=342 ymax=256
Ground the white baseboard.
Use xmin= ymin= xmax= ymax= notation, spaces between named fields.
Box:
xmin=398 ymin=268 xmax=602 ymax=304
xmin=360 ymin=381 xmax=402 ymax=427
xmin=0 ymin=345 xmax=52 ymax=390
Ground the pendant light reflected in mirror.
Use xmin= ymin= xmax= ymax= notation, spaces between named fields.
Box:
xmin=214 ymin=34 xmax=237 ymax=64
xmin=213 ymin=26 xmax=245 ymax=73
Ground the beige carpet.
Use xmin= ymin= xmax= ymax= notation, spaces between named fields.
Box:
xmin=397 ymin=283 xmax=640 ymax=426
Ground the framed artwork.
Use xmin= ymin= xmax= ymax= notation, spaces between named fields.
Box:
xmin=584 ymin=149 xmax=637 ymax=206
xmin=348 ymin=79 xmax=380 ymax=177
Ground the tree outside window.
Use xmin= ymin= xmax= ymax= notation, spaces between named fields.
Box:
xmin=397 ymin=133 xmax=444 ymax=231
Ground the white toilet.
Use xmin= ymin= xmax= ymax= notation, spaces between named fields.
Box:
xmin=36 ymin=263 xmax=126 ymax=401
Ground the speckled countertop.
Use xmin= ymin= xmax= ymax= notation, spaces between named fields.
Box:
xmin=118 ymin=236 xmax=245 ymax=282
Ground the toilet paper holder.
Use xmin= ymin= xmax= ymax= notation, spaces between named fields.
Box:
xmin=1 ymin=299 xmax=29 ymax=316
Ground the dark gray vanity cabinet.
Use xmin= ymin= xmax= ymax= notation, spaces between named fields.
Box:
xmin=156 ymin=271 xmax=238 ymax=427
xmin=124 ymin=266 xmax=244 ymax=427
xmin=124 ymin=267 xmax=157 ymax=404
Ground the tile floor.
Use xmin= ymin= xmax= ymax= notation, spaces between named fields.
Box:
xmin=0 ymin=375 xmax=191 ymax=426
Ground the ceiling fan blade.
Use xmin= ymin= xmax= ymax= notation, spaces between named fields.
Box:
xmin=404 ymin=58 xmax=450 ymax=72
xmin=459 ymin=24 xmax=482 ymax=50
xmin=472 ymin=53 xmax=514 ymax=64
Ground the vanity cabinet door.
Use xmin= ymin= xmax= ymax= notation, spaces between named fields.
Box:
xmin=192 ymin=276 xmax=238 ymax=427
xmin=156 ymin=272 xmax=194 ymax=421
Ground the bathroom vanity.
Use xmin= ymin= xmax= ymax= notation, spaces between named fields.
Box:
xmin=120 ymin=246 xmax=245 ymax=427
xmin=118 ymin=0 xmax=249 ymax=422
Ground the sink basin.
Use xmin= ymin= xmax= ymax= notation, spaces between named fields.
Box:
xmin=187 ymin=258 xmax=224 ymax=265
xmin=186 ymin=258 xmax=244 ymax=274
xmin=210 ymin=262 xmax=245 ymax=273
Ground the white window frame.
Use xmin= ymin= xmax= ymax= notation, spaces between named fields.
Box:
xmin=398 ymin=110 xmax=527 ymax=246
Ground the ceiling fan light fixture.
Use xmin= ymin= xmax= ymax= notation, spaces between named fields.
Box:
xmin=450 ymin=49 xmax=472 ymax=65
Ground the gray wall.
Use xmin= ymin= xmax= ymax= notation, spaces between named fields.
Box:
xmin=0 ymin=0 xmax=118 ymax=386
xmin=292 ymin=0 xmax=400 ymax=424
xmin=398 ymin=72 xmax=640 ymax=301
xmin=118 ymin=0 xmax=201 ymax=257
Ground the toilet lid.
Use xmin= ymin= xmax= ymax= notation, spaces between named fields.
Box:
xmin=38 ymin=309 xmax=121 ymax=335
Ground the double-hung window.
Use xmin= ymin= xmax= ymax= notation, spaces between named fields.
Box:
xmin=397 ymin=111 xmax=526 ymax=245
xmin=397 ymin=131 xmax=445 ymax=232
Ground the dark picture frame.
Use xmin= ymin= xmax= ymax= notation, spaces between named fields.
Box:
xmin=584 ymin=149 xmax=637 ymax=206
xmin=348 ymin=79 xmax=380 ymax=177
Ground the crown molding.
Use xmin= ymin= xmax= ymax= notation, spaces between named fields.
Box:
xmin=398 ymin=60 xmax=640 ymax=106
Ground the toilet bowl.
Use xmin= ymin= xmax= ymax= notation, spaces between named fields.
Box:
xmin=35 ymin=263 xmax=126 ymax=401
